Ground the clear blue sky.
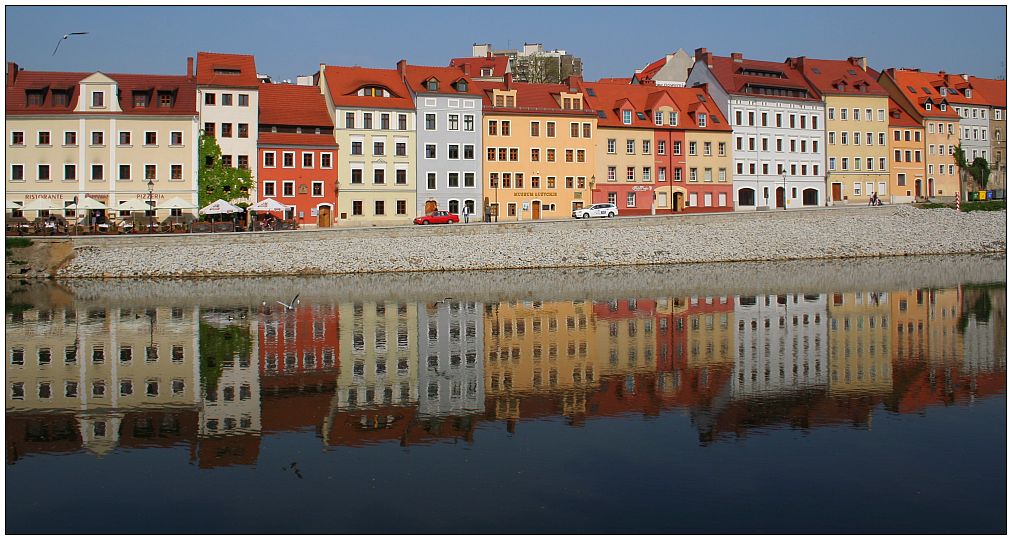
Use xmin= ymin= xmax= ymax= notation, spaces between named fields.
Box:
xmin=5 ymin=6 xmax=1007 ymax=82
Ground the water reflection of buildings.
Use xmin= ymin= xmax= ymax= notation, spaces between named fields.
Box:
xmin=417 ymin=301 xmax=484 ymax=417
xmin=827 ymin=291 xmax=892 ymax=395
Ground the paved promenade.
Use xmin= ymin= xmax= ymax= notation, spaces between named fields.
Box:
xmin=12 ymin=205 xmax=1007 ymax=278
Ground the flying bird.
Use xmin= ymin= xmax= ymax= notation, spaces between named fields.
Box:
xmin=277 ymin=294 xmax=300 ymax=311
xmin=53 ymin=32 xmax=89 ymax=56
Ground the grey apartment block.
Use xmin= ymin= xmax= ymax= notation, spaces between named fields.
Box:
xmin=415 ymin=95 xmax=484 ymax=218
xmin=417 ymin=300 xmax=485 ymax=417
xmin=954 ymin=103 xmax=991 ymax=163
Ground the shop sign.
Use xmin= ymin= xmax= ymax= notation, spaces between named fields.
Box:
xmin=632 ymin=185 xmax=653 ymax=192
xmin=24 ymin=193 xmax=64 ymax=200
xmin=514 ymin=192 xmax=558 ymax=197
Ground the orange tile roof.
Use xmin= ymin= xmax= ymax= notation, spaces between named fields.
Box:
xmin=704 ymin=53 xmax=819 ymax=101
xmin=970 ymin=76 xmax=1006 ymax=108
xmin=789 ymin=57 xmax=888 ymax=96
xmin=322 ymin=65 xmax=414 ymax=110
xmin=887 ymin=98 xmax=921 ymax=128
xmin=881 ymin=68 xmax=959 ymax=119
xmin=934 ymin=73 xmax=992 ymax=106
xmin=579 ymin=80 xmax=731 ymax=131
xmin=401 ymin=64 xmax=483 ymax=96
xmin=449 ymin=56 xmax=509 ymax=78
xmin=634 ymin=55 xmax=668 ymax=82
xmin=6 ymin=69 xmax=197 ymax=115
xmin=196 ymin=52 xmax=258 ymax=88
xmin=258 ymin=83 xmax=333 ymax=127
xmin=598 ymin=77 xmax=634 ymax=85
xmin=258 ymin=132 xmax=337 ymax=147
xmin=473 ymin=80 xmax=595 ymax=116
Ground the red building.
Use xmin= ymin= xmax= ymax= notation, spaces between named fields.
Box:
xmin=258 ymin=303 xmax=340 ymax=386
xmin=257 ymin=83 xmax=338 ymax=227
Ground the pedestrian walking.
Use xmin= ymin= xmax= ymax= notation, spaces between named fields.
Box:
xmin=462 ymin=205 xmax=471 ymax=224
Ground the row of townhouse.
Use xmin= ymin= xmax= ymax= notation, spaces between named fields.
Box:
xmin=5 ymin=50 xmax=1006 ymax=227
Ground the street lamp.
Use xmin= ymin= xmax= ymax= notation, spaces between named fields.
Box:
xmin=781 ymin=172 xmax=787 ymax=210
xmin=147 ymin=179 xmax=155 ymax=233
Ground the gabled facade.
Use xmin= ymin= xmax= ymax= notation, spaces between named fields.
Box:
xmin=687 ymin=49 xmax=827 ymax=210
xmin=790 ymin=56 xmax=890 ymax=204
xmin=257 ymin=82 xmax=338 ymax=227
xmin=632 ymin=49 xmax=694 ymax=87
xmin=400 ymin=61 xmax=484 ymax=218
xmin=448 ymin=55 xmax=510 ymax=82
xmin=319 ymin=64 xmax=416 ymax=223
xmin=6 ymin=61 xmax=199 ymax=219
xmin=877 ymin=68 xmax=961 ymax=199
xmin=580 ymin=79 xmax=733 ymax=214
xmin=475 ymin=76 xmax=596 ymax=220
xmin=196 ymin=52 xmax=259 ymax=202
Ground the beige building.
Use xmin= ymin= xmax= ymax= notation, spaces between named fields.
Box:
xmin=827 ymin=291 xmax=892 ymax=395
xmin=6 ymin=62 xmax=199 ymax=220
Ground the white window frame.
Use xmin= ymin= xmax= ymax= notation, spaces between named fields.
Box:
xmin=282 ymin=152 xmax=295 ymax=168
xmin=63 ymin=163 xmax=77 ymax=182
xmin=282 ymin=180 xmax=296 ymax=198
xmin=144 ymin=163 xmax=158 ymax=181
xmin=117 ymin=131 xmax=130 ymax=146
xmin=320 ymin=152 xmax=333 ymax=169
xmin=36 ymin=163 xmax=51 ymax=182
xmin=90 ymin=163 xmax=104 ymax=181
xmin=118 ymin=163 xmax=131 ymax=181
xmin=424 ymin=143 xmax=437 ymax=160
xmin=91 ymin=91 xmax=105 ymax=108
xmin=170 ymin=163 xmax=184 ymax=181
xmin=62 ymin=130 xmax=78 ymax=147
xmin=302 ymin=152 xmax=315 ymax=169
xmin=169 ymin=131 xmax=183 ymax=146
xmin=263 ymin=151 xmax=276 ymax=168
xmin=144 ymin=131 xmax=158 ymax=147
xmin=311 ymin=181 xmax=325 ymax=198
xmin=263 ymin=181 xmax=276 ymax=198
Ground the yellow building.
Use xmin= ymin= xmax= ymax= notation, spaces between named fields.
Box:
xmin=886 ymin=100 xmax=926 ymax=203
xmin=334 ymin=300 xmax=419 ymax=410
xmin=827 ymin=291 xmax=892 ymax=395
xmin=6 ymin=63 xmax=200 ymax=220
xmin=791 ymin=57 xmax=891 ymax=204
xmin=475 ymin=78 xmax=596 ymax=220
xmin=684 ymin=129 xmax=735 ymax=209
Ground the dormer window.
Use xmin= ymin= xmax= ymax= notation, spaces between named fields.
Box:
xmin=669 ymin=111 xmax=678 ymax=126
xmin=481 ymin=68 xmax=492 ymax=77
xmin=133 ymin=92 xmax=149 ymax=108
xmin=940 ymin=103 xmax=947 ymax=112
xmin=455 ymin=80 xmax=468 ymax=92
xmin=965 ymin=88 xmax=972 ymax=98
xmin=622 ymin=110 xmax=632 ymax=124
xmin=361 ymin=86 xmax=387 ymax=97
xmin=426 ymin=79 xmax=438 ymax=91
xmin=92 ymin=91 xmax=105 ymax=108
xmin=837 ymin=83 xmax=845 ymax=91
xmin=52 ymin=91 xmax=70 ymax=107
xmin=939 ymin=87 xmax=947 ymax=96
xmin=26 ymin=90 xmax=44 ymax=106
xmin=925 ymin=102 xmax=932 ymax=111
xmin=158 ymin=92 xmax=173 ymax=107
xmin=697 ymin=114 xmax=707 ymax=128
xmin=654 ymin=111 xmax=663 ymax=125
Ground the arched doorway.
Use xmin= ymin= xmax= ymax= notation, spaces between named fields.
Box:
xmin=775 ymin=187 xmax=785 ymax=209
xmin=424 ymin=200 xmax=438 ymax=215
xmin=738 ymin=187 xmax=755 ymax=207
xmin=317 ymin=204 xmax=333 ymax=227
xmin=802 ymin=188 xmax=819 ymax=206
xmin=532 ymin=200 xmax=542 ymax=220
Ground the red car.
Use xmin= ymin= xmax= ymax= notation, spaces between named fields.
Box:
xmin=414 ymin=211 xmax=459 ymax=225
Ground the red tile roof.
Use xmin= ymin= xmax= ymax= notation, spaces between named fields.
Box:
xmin=321 ymin=65 xmax=414 ymax=110
xmin=579 ymin=80 xmax=731 ymax=131
xmin=933 ymin=73 xmax=996 ymax=107
xmin=449 ymin=55 xmax=509 ymax=78
xmin=970 ymin=76 xmax=1006 ymax=108
xmin=401 ymin=64 xmax=483 ymax=96
xmin=702 ymin=53 xmax=819 ymax=101
xmin=258 ymin=132 xmax=337 ymax=147
xmin=195 ymin=52 xmax=258 ymax=88
xmin=6 ymin=69 xmax=197 ymax=115
xmin=789 ymin=57 xmax=888 ymax=96
xmin=634 ymin=56 xmax=668 ymax=82
xmin=598 ymin=77 xmax=634 ymax=85
xmin=881 ymin=68 xmax=959 ymax=119
xmin=473 ymin=80 xmax=596 ymax=116
xmin=258 ymin=83 xmax=333 ymax=127
xmin=887 ymin=98 xmax=921 ymax=128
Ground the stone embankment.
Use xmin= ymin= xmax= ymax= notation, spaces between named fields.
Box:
xmin=12 ymin=205 xmax=1008 ymax=279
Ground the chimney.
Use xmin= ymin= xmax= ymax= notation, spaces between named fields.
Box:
xmin=186 ymin=57 xmax=194 ymax=79
xmin=504 ymin=72 xmax=512 ymax=89
xmin=960 ymin=73 xmax=969 ymax=81
xmin=731 ymin=52 xmax=743 ymax=63
xmin=565 ymin=75 xmax=583 ymax=90
xmin=461 ymin=63 xmax=470 ymax=76
xmin=848 ymin=56 xmax=868 ymax=71
xmin=694 ymin=47 xmax=712 ymax=68
xmin=396 ymin=59 xmax=406 ymax=78
xmin=7 ymin=61 xmax=17 ymax=86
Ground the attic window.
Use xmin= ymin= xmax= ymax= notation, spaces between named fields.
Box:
xmin=925 ymin=102 xmax=932 ymax=111
xmin=213 ymin=68 xmax=241 ymax=76
xmin=596 ymin=110 xmax=606 ymax=119
xmin=133 ymin=92 xmax=150 ymax=108
xmin=635 ymin=112 xmax=646 ymax=120
xmin=361 ymin=86 xmax=386 ymax=97
xmin=622 ymin=110 xmax=632 ymax=124
xmin=940 ymin=103 xmax=947 ymax=112
xmin=847 ymin=69 xmax=857 ymax=76
xmin=158 ymin=91 xmax=174 ymax=107
xmin=27 ymin=90 xmax=45 ymax=106
xmin=710 ymin=114 xmax=719 ymax=124
xmin=740 ymin=68 xmax=785 ymax=78
xmin=939 ymin=87 xmax=947 ymax=96
xmin=586 ymin=88 xmax=596 ymax=97
xmin=426 ymin=80 xmax=438 ymax=91
xmin=480 ymin=68 xmax=492 ymax=77
xmin=906 ymin=85 xmax=917 ymax=93
xmin=965 ymin=88 xmax=972 ymax=98
xmin=455 ymin=80 xmax=468 ymax=92
xmin=52 ymin=90 xmax=70 ymax=107
xmin=811 ymin=67 xmax=821 ymax=74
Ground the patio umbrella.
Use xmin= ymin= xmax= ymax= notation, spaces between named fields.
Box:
xmin=21 ymin=199 xmax=63 ymax=212
xmin=247 ymin=198 xmax=286 ymax=212
xmin=67 ymin=197 xmax=107 ymax=211
xmin=6 ymin=200 xmax=21 ymax=210
xmin=115 ymin=199 xmax=152 ymax=212
xmin=160 ymin=197 xmax=198 ymax=209
xmin=200 ymin=199 xmax=243 ymax=215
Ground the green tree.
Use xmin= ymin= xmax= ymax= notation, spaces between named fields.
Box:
xmin=198 ymin=317 xmax=252 ymax=392
xmin=954 ymin=146 xmax=993 ymax=198
xmin=198 ymin=133 xmax=253 ymax=208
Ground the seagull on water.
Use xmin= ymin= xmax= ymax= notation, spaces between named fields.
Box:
xmin=53 ymin=32 xmax=89 ymax=56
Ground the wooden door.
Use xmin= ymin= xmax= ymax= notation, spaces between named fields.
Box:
xmin=915 ymin=180 xmax=922 ymax=199
xmin=674 ymin=192 xmax=684 ymax=212
xmin=424 ymin=200 xmax=438 ymax=214
xmin=318 ymin=206 xmax=332 ymax=228
xmin=776 ymin=187 xmax=785 ymax=208
xmin=831 ymin=183 xmax=842 ymax=202
xmin=532 ymin=200 xmax=542 ymax=220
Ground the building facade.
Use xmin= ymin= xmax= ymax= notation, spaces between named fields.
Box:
xmin=632 ymin=49 xmax=694 ymax=87
xmin=970 ymin=76 xmax=1007 ymax=191
xmin=791 ymin=56 xmax=890 ymax=205
xmin=417 ymin=300 xmax=484 ymax=417
xmin=257 ymin=82 xmax=338 ymax=227
xmin=319 ymin=64 xmax=416 ymax=224
xmin=195 ymin=52 xmax=260 ymax=203
xmin=941 ymin=73 xmax=992 ymax=167
xmin=687 ymin=49 xmax=827 ymax=209
xmin=6 ymin=61 xmax=199 ymax=220
xmin=886 ymin=99 xmax=926 ymax=203
xmin=400 ymin=62 xmax=484 ymax=218
xmin=476 ymin=77 xmax=596 ymax=220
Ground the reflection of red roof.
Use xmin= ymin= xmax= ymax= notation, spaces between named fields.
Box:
xmin=969 ymin=76 xmax=1006 ymax=108
xmin=449 ymin=56 xmax=509 ymax=78
xmin=6 ymin=70 xmax=197 ymax=115
xmin=196 ymin=52 xmax=258 ymax=88
xmin=790 ymin=57 xmax=888 ymax=96
xmin=705 ymin=54 xmax=819 ymax=101
xmin=580 ymin=80 xmax=731 ymax=131
xmin=401 ymin=64 xmax=482 ymax=96
xmin=322 ymin=65 xmax=414 ymax=110
xmin=259 ymin=83 xmax=333 ymax=127
xmin=888 ymin=98 xmax=922 ymax=128
xmin=196 ymin=434 xmax=260 ymax=469
xmin=258 ymin=132 xmax=338 ymax=147
xmin=473 ymin=80 xmax=596 ymax=116
xmin=881 ymin=69 xmax=960 ymax=119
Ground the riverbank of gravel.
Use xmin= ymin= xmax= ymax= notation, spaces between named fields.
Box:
xmin=41 ymin=205 xmax=1009 ymax=278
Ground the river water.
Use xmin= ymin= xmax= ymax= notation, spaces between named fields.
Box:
xmin=5 ymin=255 xmax=1006 ymax=534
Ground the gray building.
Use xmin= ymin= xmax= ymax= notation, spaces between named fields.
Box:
xmin=943 ymin=76 xmax=992 ymax=164
xmin=400 ymin=62 xmax=484 ymax=218
xmin=417 ymin=300 xmax=485 ymax=417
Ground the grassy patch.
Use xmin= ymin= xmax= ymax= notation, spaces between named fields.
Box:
xmin=915 ymin=202 xmax=954 ymax=210
xmin=6 ymin=238 xmax=33 ymax=249
xmin=960 ymin=200 xmax=1006 ymax=212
